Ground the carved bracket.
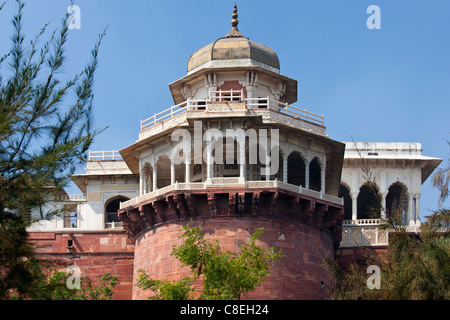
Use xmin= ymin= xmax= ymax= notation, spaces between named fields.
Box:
xmin=302 ymin=200 xmax=315 ymax=223
xmin=166 ymin=196 xmax=179 ymax=219
xmin=237 ymin=193 xmax=245 ymax=216
xmin=139 ymin=204 xmax=155 ymax=226
xmin=252 ymin=192 xmax=260 ymax=216
xmin=173 ymin=193 xmax=189 ymax=218
xmin=207 ymin=193 xmax=217 ymax=216
xmin=228 ymin=193 xmax=236 ymax=215
xmin=268 ymin=192 xmax=279 ymax=217
xmin=314 ymin=204 xmax=328 ymax=227
xmin=152 ymin=201 xmax=165 ymax=223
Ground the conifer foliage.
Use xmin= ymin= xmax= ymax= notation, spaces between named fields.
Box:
xmin=0 ymin=0 xmax=105 ymax=298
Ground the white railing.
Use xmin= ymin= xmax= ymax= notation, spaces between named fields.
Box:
xmin=119 ymin=179 xmax=343 ymax=209
xmin=246 ymin=97 xmax=324 ymax=126
xmin=186 ymin=99 xmax=210 ymax=111
xmin=209 ymin=89 xmax=244 ymax=102
xmin=139 ymin=92 xmax=325 ymax=131
xmin=276 ymin=180 xmax=343 ymax=205
xmin=276 ymin=181 xmax=300 ymax=193
xmin=120 ymin=184 xmax=179 ymax=209
xmin=340 ymin=225 xmax=389 ymax=247
xmin=59 ymin=194 xmax=87 ymax=202
xmin=246 ymin=180 xmax=276 ymax=189
xmin=105 ymin=221 xmax=123 ymax=229
xmin=343 ymin=218 xmax=382 ymax=225
xmin=177 ymin=182 xmax=206 ymax=190
xmin=88 ymin=150 xmax=122 ymax=161
xmin=141 ymin=100 xmax=189 ymax=131
xmin=302 ymin=187 xmax=322 ymax=199
xmin=211 ymin=177 xmax=241 ymax=185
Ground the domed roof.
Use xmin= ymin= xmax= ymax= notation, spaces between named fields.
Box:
xmin=187 ymin=5 xmax=280 ymax=74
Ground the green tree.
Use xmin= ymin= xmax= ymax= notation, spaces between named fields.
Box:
xmin=0 ymin=0 xmax=106 ymax=298
xmin=326 ymin=209 xmax=450 ymax=300
xmin=326 ymin=141 xmax=450 ymax=300
xmin=12 ymin=269 xmax=118 ymax=300
xmin=136 ymin=273 xmax=195 ymax=300
xmin=432 ymin=139 xmax=450 ymax=207
xmin=136 ymin=222 xmax=284 ymax=300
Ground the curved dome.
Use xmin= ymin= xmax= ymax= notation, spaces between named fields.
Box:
xmin=187 ymin=6 xmax=280 ymax=74
xmin=187 ymin=36 xmax=280 ymax=74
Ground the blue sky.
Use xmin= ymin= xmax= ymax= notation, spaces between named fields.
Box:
xmin=1 ymin=0 xmax=449 ymax=219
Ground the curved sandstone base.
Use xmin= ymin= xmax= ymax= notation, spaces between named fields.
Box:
xmin=133 ymin=216 xmax=335 ymax=300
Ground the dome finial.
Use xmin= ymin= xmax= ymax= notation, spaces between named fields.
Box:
xmin=225 ymin=4 xmax=245 ymax=38
xmin=231 ymin=4 xmax=239 ymax=28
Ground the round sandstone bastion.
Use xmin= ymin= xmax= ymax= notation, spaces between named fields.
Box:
xmin=132 ymin=216 xmax=335 ymax=300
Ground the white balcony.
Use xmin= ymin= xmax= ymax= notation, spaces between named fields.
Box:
xmin=339 ymin=218 xmax=421 ymax=247
xmin=84 ymin=150 xmax=132 ymax=175
xmin=138 ymin=91 xmax=326 ymax=140
xmin=340 ymin=225 xmax=389 ymax=247
xmin=119 ymin=179 xmax=343 ymax=210
xmin=88 ymin=150 xmax=122 ymax=161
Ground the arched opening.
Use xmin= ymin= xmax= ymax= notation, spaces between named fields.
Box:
xmin=256 ymin=144 xmax=269 ymax=181
xmin=245 ymin=138 xmax=261 ymax=181
xmin=172 ymin=148 xmax=186 ymax=183
xmin=258 ymin=144 xmax=282 ymax=181
xmin=339 ymin=183 xmax=352 ymax=220
xmin=155 ymin=154 xmax=171 ymax=189
xmin=287 ymin=152 xmax=305 ymax=187
xmin=357 ymin=182 xmax=381 ymax=219
xmin=222 ymin=137 xmax=239 ymax=177
xmin=271 ymin=150 xmax=283 ymax=181
xmin=192 ymin=163 xmax=204 ymax=181
xmin=142 ymin=162 xmax=153 ymax=193
xmin=105 ymin=196 xmax=130 ymax=227
xmin=386 ymin=182 xmax=408 ymax=221
xmin=309 ymin=157 xmax=321 ymax=191
xmin=193 ymin=144 xmax=206 ymax=182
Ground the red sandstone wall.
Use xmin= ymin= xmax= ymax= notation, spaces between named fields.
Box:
xmin=28 ymin=231 xmax=135 ymax=300
xmin=133 ymin=217 xmax=335 ymax=300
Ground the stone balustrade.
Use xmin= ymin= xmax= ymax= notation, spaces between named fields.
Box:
xmin=340 ymin=224 xmax=389 ymax=247
xmin=138 ymin=95 xmax=327 ymax=140
xmin=119 ymin=179 xmax=343 ymax=210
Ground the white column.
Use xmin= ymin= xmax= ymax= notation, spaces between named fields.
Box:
xmin=283 ymin=154 xmax=288 ymax=183
xmin=320 ymin=163 xmax=326 ymax=193
xmin=407 ymin=194 xmax=414 ymax=225
xmin=380 ymin=193 xmax=387 ymax=219
xmin=206 ymin=141 xmax=213 ymax=182
xmin=153 ymin=165 xmax=158 ymax=191
xmin=143 ymin=174 xmax=148 ymax=195
xmin=246 ymin=86 xmax=254 ymax=99
xmin=351 ymin=193 xmax=358 ymax=221
xmin=239 ymin=146 xmax=246 ymax=183
xmin=305 ymin=160 xmax=310 ymax=189
xmin=185 ymin=151 xmax=191 ymax=183
xmin=139 ymin=169 xmax=144 ymax=196
xmin=171 ymin=159 xmax=175 ymax=185
xmin=415 ymin=196 xmax=420 ymax=225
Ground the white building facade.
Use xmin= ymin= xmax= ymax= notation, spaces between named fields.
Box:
xmin=339 ymin=142 xmax=441 ymax=247
xmin=28 ymin=6 xmax=442 ymax=251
